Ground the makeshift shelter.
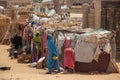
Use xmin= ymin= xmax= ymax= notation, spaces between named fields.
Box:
xmin=53 ymin=28 xmax=119 ymax=73
xmin=0 ymin=14 xmax=11 ymax=43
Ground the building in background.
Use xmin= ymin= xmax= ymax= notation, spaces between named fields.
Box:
xmin=0 ymin=0 xmax=33 ymax=8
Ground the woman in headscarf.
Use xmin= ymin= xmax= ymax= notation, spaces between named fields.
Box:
xmin=33 ymin=32 xmax=41 ymax=61
xmin=46 ymin=34 xmax=60 ymax=74
xmin=64 ymin=48 xmax=74 ymax=73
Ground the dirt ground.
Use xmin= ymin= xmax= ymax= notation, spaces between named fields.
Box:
xmin=0 ymin=45 xmax=120 ymax=80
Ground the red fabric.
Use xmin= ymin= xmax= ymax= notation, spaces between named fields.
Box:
xmin=65 ymin=37 xmax=70 ymax=49
xmin=64 ymin=48 xmax=74 ymax=70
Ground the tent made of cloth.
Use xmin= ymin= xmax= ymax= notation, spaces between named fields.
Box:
xmin=53 ymin=28 xmax=119 ymax=73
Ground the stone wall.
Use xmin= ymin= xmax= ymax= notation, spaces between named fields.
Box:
xmin=94 ymin=0 xmax=101 ymax=29
xmin=88 ymin=8 xmax=95 ymax=28
xmin=101 ymin=0 xmax=120 ymax=49
xmin=82 ymin=3 xmax=89 ymax=28
xmin=82 ymin=0 xmax=120 ymax=49
xmin=82 ymin=0 xmax=101 ymax=29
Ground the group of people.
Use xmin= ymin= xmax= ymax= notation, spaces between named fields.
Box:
xmin=11 ymin=22 xmax=75 ymax=74
xmin=10 ymin=21 xmax=118 ymax=74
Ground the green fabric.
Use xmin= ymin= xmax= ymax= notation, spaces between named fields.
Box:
xmin=33 ymin=33 xmax=41 ymax=54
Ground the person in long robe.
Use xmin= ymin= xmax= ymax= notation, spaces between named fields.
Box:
xmin=64 ymin=48 xmax=74 ymax=73
xmin=33 ymin=32 xmax=41 ymax=61
xmin=12 ymin=33 xmax=22 ymax=50
xmin=31 ymin=41 xmax=38 ymax=62
xmin=46 ymin=34 xmax=60 ymax=74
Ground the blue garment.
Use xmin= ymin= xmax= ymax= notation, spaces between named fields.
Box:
xmin=47 ymin=34 xmax=60 ymax=71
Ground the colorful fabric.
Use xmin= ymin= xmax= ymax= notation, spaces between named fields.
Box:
xmin=64 ymin=48 xmax=74 ymax=70
xmin=31 ymin=42 xmax=38 ymax=62
xmin=33 ymin=32 xmax=41 ymax=55
xmin=47 ymin=34 xmax=60 ymax=71
xmin=65 ymin=37 xmax=70 ymax=49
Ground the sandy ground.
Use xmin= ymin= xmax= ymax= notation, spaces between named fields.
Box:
xmin=0 ymin=45 xmax=120 ymax=80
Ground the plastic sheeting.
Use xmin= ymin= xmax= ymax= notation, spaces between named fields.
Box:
xmin=48 ymin=9 xmax=56 ymax=16
xmin=32 ymin=14 xmax=40 ymax=21
xmin=74 ymin=34 xmax=96 ymax=63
